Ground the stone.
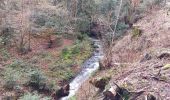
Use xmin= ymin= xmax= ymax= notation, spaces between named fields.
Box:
xmin=103 ymin=82 xmax=145 ymax=100
xmin=103 ymin=90 xmax=115 ymax=100
xmin=146 ymin=94 xmax=156 ymax=100
xmin=158 ymin=51 xmax=170 ymax=59
xmin=55 ymin=84 xmax=70 ymax=99
xmin=162 ymin=64 xmax=170 ymax=70
xmin=89 ymin=76 xmax=111 ymax=91
xmin=140 ymin=53 xmax=152 ymax=62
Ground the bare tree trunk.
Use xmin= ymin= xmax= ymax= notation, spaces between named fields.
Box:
xmin=104 ymin=0 xmax=123 ymax=68
xmin=19 ymin=0 xmax=24 ymax=52
xmin=28 ymin=1 xmax=32 ymax=51
xmin=28 ymin=30 xmax=31 ymax=51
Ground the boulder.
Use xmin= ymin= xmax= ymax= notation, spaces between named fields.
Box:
xmin=146 ymin=94 xmax=156 ymax=100
xmin=89 ymin=76 xmax=111 ymax=91
xmin=103 ymin=82 xmax=145 ymax=100
xmin=103 ymin=90 xmax=115 ymax=100
xmin=103 ymin=84 xmax=130 ymax=100
xmin=55 ymin=84 xmax=70 ymax=99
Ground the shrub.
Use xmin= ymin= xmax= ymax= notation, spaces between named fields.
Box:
xmin=76 ymin=19 xmax=91 ymax=32
xmin=131 ymin=27 xmax=142 ymax=37
xmin=19 ymin=92 xmax=51 ymax=100
xmin=28 ymin=70 xmax=47 ymax=90
xmin=3 ymin=60 xmax=38 ymax=88
xmin=61 ymin=48 xmax=72 ymax=60
xmin=28 ymin=70 xmax=52 ymax=92
xmin=115 ymin=22 xmax=129 ymax=38
xmin=62 ymin=70 xmax=74 ymax=80
xmin=0 ymin=48 xmax=10 ymax=61
xmin=0 ymin=27 xmax=14 ymax=46
xmin=3 ymin=68 xmax=21 ymax=90
xmin=8 ymin=59 xmax=36 ymax=77
xmin=72 ymin=45 xmax=81 ymax=54
xmin=76 ymin=32 xmax=88 ymax=41
xmin=33 ymin=13 xmax=47 ymax=27
xmin=31 ymin=8 xmax=70 ymax=33
xmin=48 ymin=64 xmax=74 ymax=80
xmin=9 ymin=60 xmax=25 ymax=69
xmin=48 ymin=39 xmax=92 ymax=81
xmin=19 ymin=92 xmax=41 ymax=100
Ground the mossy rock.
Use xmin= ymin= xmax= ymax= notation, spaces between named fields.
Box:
xmin=131 ymin=27 xmax=142 ymax=38
xmin=162 ymin=64 xmax=170 ymax=70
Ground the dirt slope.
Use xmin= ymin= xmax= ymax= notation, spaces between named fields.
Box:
xmin=76 ymin=7 xmax=170 ymax=100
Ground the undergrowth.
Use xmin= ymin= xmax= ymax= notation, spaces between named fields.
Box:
xmin=47 ymin=38 xmax=93 ymax=81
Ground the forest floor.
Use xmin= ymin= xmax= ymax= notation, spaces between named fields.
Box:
xmin=0 ymin=32 xmax=93 ymax=99
xmin=76 ymin=6 xmax=170 ymax=100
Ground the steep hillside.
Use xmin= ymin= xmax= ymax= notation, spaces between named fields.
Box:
xmin=0 ymin=0 xmax=168 ymax=100
xmin=77 ymin=6 xmax=170 ymax=100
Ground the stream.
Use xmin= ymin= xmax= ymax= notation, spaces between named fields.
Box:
xmin=61 ymin=39 xmax=104 ymax=100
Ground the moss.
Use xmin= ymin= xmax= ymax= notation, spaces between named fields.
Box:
xmin=61 ymin=48 xmax=72 ymax=60
xmin=131 ymin=27 xmax=142 ymax=38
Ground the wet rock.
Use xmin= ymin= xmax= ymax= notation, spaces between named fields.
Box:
xmin=89 ymin=76 xmax=111 ymax=91
xmin=93 ymin=44 xmax=99 ymax=48
xmin=55 ymin=84 xmax=70 ymax=99
xmin=114 ymin=87 xmax=130 ymax=100
xmin=99 ymin=60 xmax=105 ymax=70
xmin=146 ymin=94 xmax=156 ymax=100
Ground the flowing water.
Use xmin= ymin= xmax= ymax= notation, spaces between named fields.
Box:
xmin=61 ymin=39 xmax=103 ymax=100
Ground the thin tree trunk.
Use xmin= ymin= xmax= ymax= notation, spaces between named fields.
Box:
xmin=111 ymin=0 xmax=123 ymax=41
xmin=105 ymin=0 xmax=123 ymax=67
